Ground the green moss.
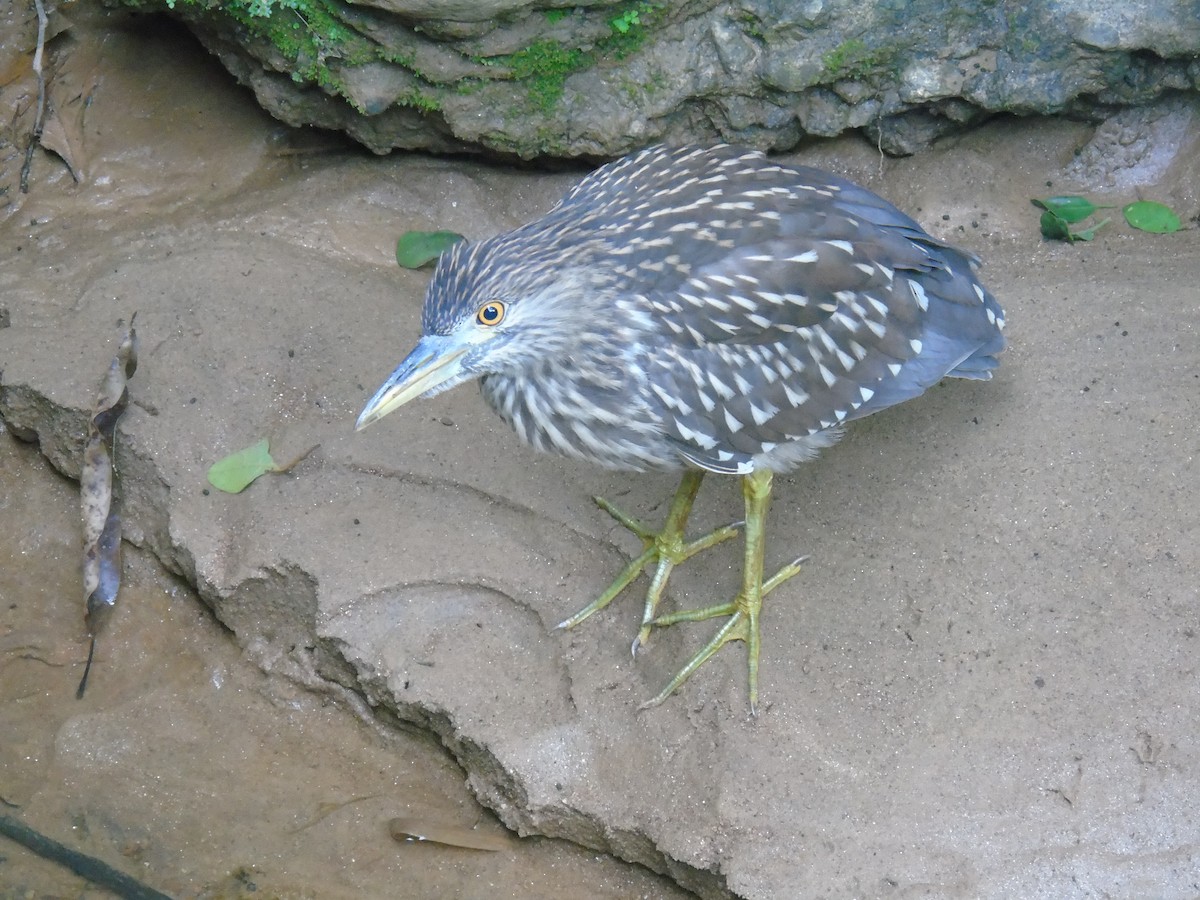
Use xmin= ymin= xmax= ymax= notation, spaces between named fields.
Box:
xmin=483 ymin=2 xmax=664 ymax=113
xmin=504 ymin=40 xmax=584 ymax=82
xmin=821 ymin=38 xmax=889 ymax=81
xmin=501 ymin=40 xmax=585 ymax=111
xmin=735 ymin=10 xmax=766 ymax=39
xmin=124 ymin=0 xmax=374 ymax=90
xmin=598 ymin=1 xmax=660 ymax=59
xmin=474 ymin=39 xmax=590 ymax=113
xmin=128 ymin=0 xmax=668 ymax=123
xmin=455 ymin=78 xmax=487 ymax=97
xmin=398 ymin=90 xmax=441 ymax=113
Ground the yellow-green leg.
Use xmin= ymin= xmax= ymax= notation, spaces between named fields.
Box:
xmin=638 ymin=468 xmax=803 ymax=713
xmin=556 ymin=470 xmax=741 ymax=651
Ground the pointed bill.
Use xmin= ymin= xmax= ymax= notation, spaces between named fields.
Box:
xmin=356 ymin=335 xmax=468 ymax=431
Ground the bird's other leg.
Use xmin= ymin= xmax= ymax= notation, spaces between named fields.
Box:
xmin=555 ymin=470 xmax=741 ymax=651
xmin=637 ymin=468 xmax=804 ymax=713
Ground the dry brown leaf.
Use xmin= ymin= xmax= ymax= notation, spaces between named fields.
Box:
xmin=77 ymin=314 xmax=138 ymax=698
xmin=40 ymin=17 xmax=101 ymax=183
xmin=388 ymin=816 xmax=510 ymax=852
xmin=38 ymin=103 xmax=81 ymax=181
xmin=0 ymin=51 xmax=33 ymax=89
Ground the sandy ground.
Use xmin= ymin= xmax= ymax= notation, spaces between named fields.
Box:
xmin=0 ymin=434 xmax=693 ymax=900
xmin=2 ymin=8 xmax=1199 ymax=899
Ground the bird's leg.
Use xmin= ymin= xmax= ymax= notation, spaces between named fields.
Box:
xmin=555 ymin=470 xmax=741 ymax=649
xmin=637 ymin=468 xmax=804 ymax=712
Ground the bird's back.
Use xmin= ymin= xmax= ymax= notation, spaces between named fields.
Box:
xmin=480 ymin=145 xmax=1006 ymax=475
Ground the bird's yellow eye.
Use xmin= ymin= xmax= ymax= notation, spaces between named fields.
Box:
xmin=476 ymin=301 xmax=506 ymax=327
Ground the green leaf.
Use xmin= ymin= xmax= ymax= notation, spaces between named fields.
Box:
xmin=611 ymin=10 xmax=640 ymax=33
xmin=395 ymin=230 xmax=465 ymax=269
xmin=1039 ymin=210 xmax=1072 ymax=241
xmin=1039 ymin=210 xmax=1110 ymax=243
xmin=1123 ymin=200 xmax=1182 ymax=234
xmin=1031 ymin=196 xmax=1109 ymax=224
xmin=1071 ymin=217 xmax=1110 ymax=242
xmin=207 ymin=438 xmax=278 ymax=493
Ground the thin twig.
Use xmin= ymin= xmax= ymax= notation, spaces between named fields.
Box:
xmin=19 ymin=0 xmax=49 ymax=193
xmin=75 ymin=636 xmax=96 ymax=699
xmin=275 ymin=442 xmax=321 ymax=474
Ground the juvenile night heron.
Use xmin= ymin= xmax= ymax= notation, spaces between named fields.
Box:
xmin=357 ymin=144 xmax=1006 ymax=711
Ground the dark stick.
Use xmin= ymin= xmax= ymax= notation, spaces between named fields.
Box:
xmin=0 ymin=813 xmax=173 ymax=900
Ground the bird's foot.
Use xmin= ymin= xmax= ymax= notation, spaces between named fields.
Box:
xmin=637 ymin=556 xmax=805 ymax=713
xmin=555 ymin=471 xmax=740 ymax=647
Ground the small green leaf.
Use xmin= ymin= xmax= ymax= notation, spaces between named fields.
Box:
xmin=1039 ymin=210 xmax=1110 ymax=243
xmin=611 ymin=10 xmax=640 ymax=33
xmin=1071 ymin=217 xmax=1110 ymax=242
xmin=1039 ymin=210 xmax=1072 ymax=241
xmin=1032 ymin=196 xmax=1105 ymax=224
xmin=207 ymin=438 xmax=278 ymax=493
xmin=1122 ymin=200 xmax=1181 ymax=234
xmin=396 ymin=230 xmax=465 ymax=269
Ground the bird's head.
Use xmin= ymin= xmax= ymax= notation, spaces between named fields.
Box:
xmin=356 ymin=229 xmax=615 ymax=431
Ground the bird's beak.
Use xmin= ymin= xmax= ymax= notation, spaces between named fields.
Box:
xmin=356 ymin=335 xmax=468 ymax=431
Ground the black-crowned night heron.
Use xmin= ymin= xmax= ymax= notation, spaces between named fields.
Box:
xmin=357 ymin=144 xmax=1006 ymax=711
